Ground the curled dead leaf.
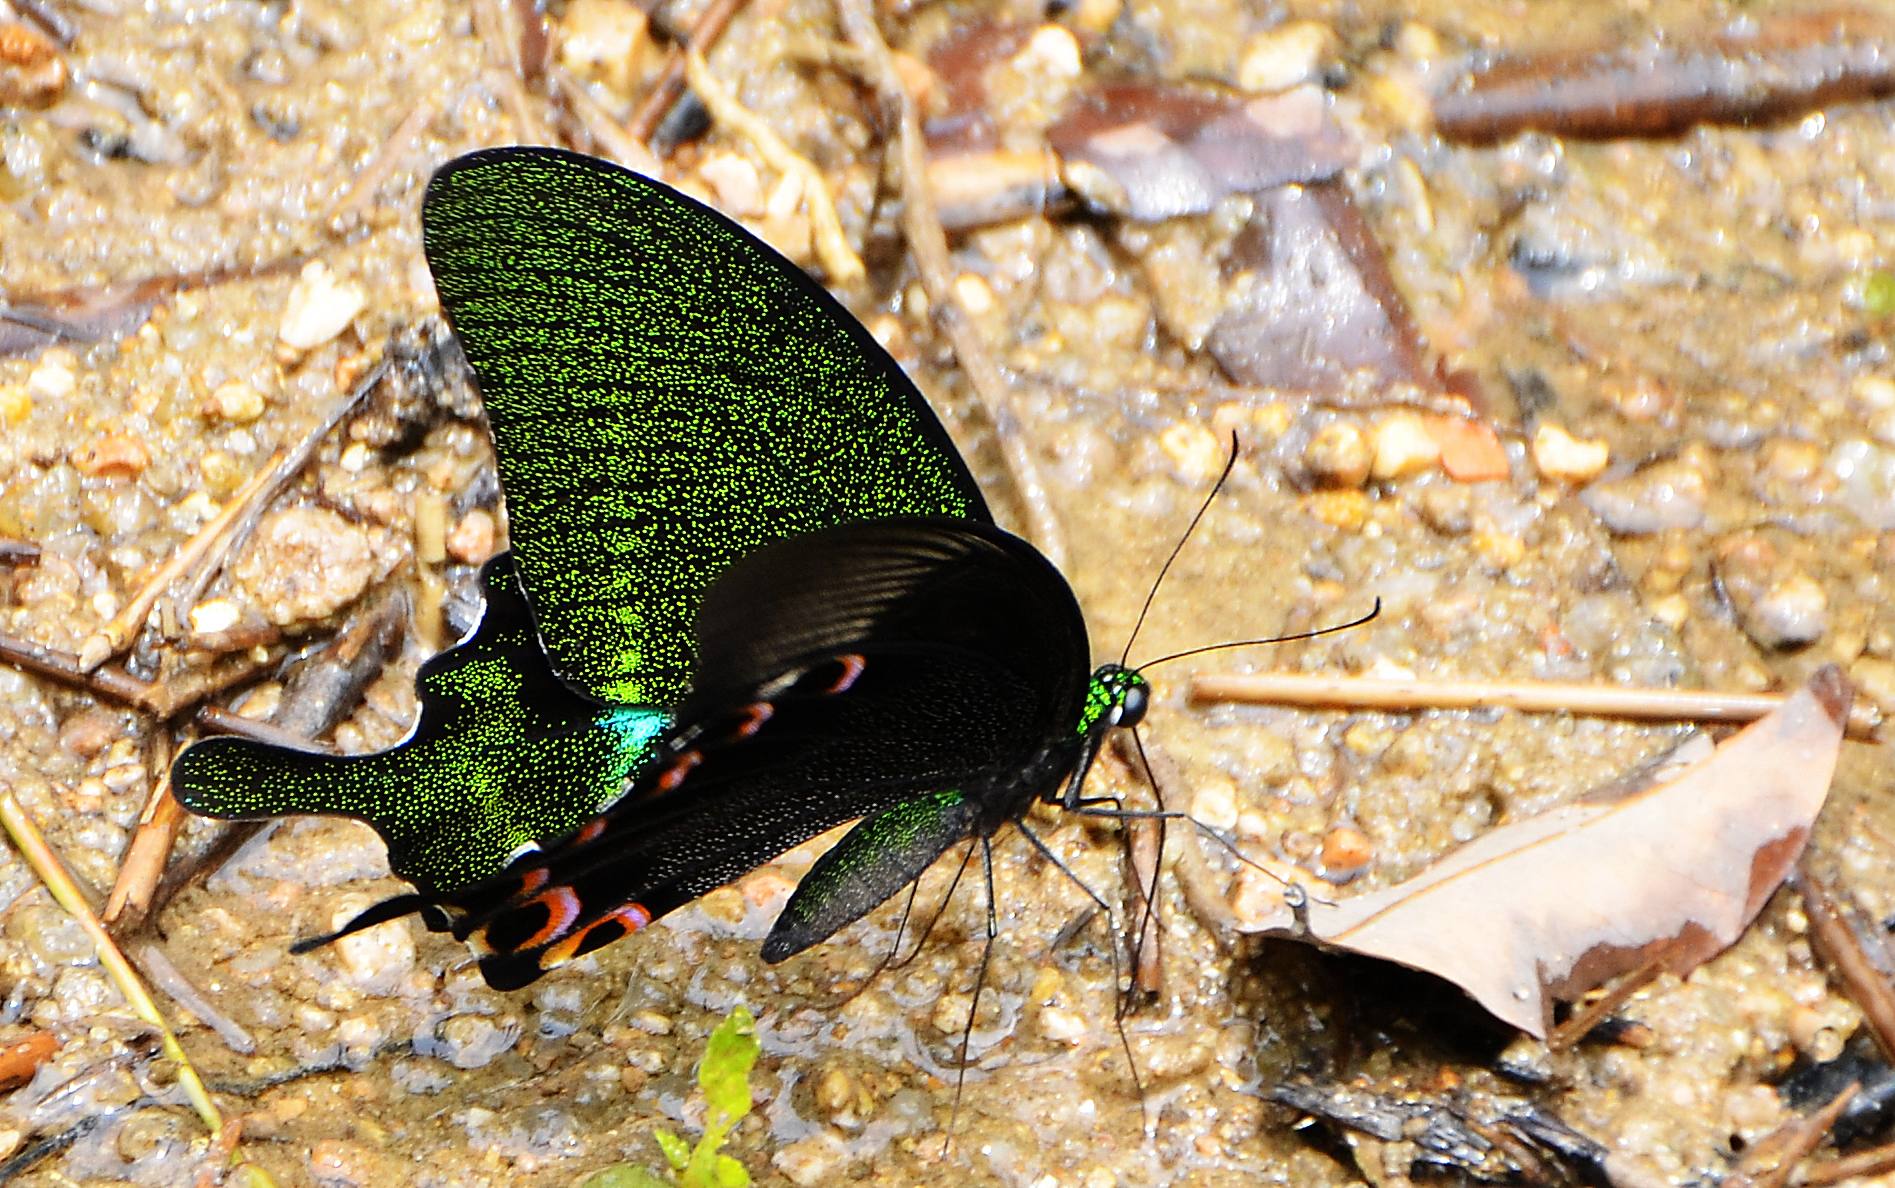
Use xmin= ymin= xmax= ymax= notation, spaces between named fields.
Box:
xmin=1238 ymin=666 xmax=1853 ymax=1036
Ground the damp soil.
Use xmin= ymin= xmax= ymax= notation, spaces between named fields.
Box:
xmin=0 ymin=1 xmax=1892 ymax=1185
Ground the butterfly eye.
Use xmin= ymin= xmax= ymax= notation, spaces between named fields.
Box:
xmin=1114 ymin=681 xmax=1149 ymax=728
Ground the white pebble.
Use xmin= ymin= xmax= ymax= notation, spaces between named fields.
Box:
xmin=280 ymin=261 xmax=367 ymax=351
xmin=1531 ymin=422 xmax=1611 ymax=484
xmin=1239 ymin=21 xmax=1334 ymax=92
xmin=25 ymin=356 xmax=74 ymax=401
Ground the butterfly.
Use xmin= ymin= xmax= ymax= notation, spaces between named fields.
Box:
xmin=312 ymin=512 xmax=1157 ymax=992
xmin=172 ymin=147 xmax=988 ymax=895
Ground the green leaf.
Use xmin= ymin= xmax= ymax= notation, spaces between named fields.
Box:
xmin=1865 ymin=271 xmax=1895 ymax=318
xmin=577 ymin=1166 xmax=672 ymax=1188
xmin=653 ymin=1128 xmax=691 ymax=1172
xmin=711 ymin=1155 xmax=751 ymax=1188
xmin=699 ymin=1006 xmax=759 ymax=1121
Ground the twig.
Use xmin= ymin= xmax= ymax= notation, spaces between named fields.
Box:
xmin=1545 ymin=954 xmax=1665 ymax=1051
xmin=1190 ymin=672 xmax=1883 ymax=742
xmin=77 ymin=449 xmax=290 ymax=671
xmin=626 ymin=0 xmax=749 ymax=144
xmin=328 ymin=99 xmax=440 ymax=224
xmin=104 ymin=729 xmax=179 ymax=928
xmin=1799 ymin=1139 xmax=1895 ymax=1185
xmin=682 ymin=50 xmax=865 ymax=285
xmin=0 ymin=538 xmax=38 ymax=563
xmin=170 ymin=360 xmax=388 ymax=620
xmin=0 ymin=630 xmax=307 ymax=747
xmin=474 ymin=0 xmax=552 ymax=143
xmin=548 ymin=64 xmax=664 ymax=171
xmin=1794 ymin=866 xmax=1895 ymax=1064
xmin=1123 ymin=817 xmax=1163 ymax=996
xmin=1725 ymin=1079 xmax=1858 ymax=1188
xmin=132 ymin=941 xmax=257 ymax=1056
xmin=836 ymin=0 xmax=1065 ymax=567
xmin=0 ymin=784 xmax=227 ymax=1144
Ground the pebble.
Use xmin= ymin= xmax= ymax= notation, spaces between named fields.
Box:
xmin=279 ymin=261 xmax=367 ymax=351
xmin=1433 ymin=417 xmax=1510 ymax=482
xmin=1849 ymin=656 xmax=1895 ymax=715
xmin=1160 ymin=420 xmax=1225 ymax=484
xmin=1370 ymin=412 xmax=1440 ymax=480
xmin=1581 ymin=458 xmax=1709 ymax=534
xmin=1530 ymin=422 xmax=1611 ymax=484
xmin=426 ymin=1014 xmax=520 ymax=1070
xmin=69 ymin=433 xmax=151 ymax=479
xmin=329 ymin=900 xmax=417 ymax=995
xmin=57 ymin=707 xmax=119 ymax=758
xmin=25 ymin=354 xmax=74 ymax=401
xmin=1318 ymin=825 xmax=1373 ymax=881
xmin=557 ymin=0 xmax=647 ymax=95
xmin=1038 ymin=1005 xmax=1088 ymax=1044
xmin=232 ymin=506 xmax=374 ymax=626
xmin=1303 ymin=422 xmax=1370 ymax=488
xmin=0 ymin=21 xmax=66 ymax=107
xmin=773 ymin=1131 xmax=849 ymax=1187
xmin=1238 ymin=21 xmax=1333 ymax=92
xmin=1713 ymin=534 xmax=1828 ymax=649
xmin=203 ymin=379 xmax=265 ymax=423
xmin=0 ymin=384 xmax=27 ymax=426
xmin=698 ymin=152 xmax=765 ymax=217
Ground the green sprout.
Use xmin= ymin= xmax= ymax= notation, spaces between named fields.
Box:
xmin=578 ymin=1005 xmax=761 ymax=1188
xmin=1862 ymin=270 xmax=1895 ymax=318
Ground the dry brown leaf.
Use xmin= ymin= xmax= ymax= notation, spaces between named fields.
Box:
xmin=1240 ymin=666 xmax=1853 ymax=1035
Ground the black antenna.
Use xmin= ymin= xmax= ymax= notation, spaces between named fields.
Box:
xmin=1136 ymin=598 xmax=1382 ymax=671
xmin=1119 ymin=431 xmax=1241 ymax=666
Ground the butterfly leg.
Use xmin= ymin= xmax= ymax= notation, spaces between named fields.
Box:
xmin=1014 ymin=823 xmax=1146 ymax=1117
xmin=944 ymin=837 xmax=1000 ymax=1153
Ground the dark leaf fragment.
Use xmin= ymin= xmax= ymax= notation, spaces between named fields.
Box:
xmin=1048 ymin=81 xmax=1353 ymax=221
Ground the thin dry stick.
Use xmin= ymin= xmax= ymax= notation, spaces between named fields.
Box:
xmin=76 ymin=449 xmax=288 ymax=671
xmin=170 ymin=360 xmax=387 ymax=620
xmin=836 ymin=0 xmax=1066 ymax=567
xmin=474 ymin=0 xmax=552 ymax=143
xmin=329 ymin=98 xmax=440 ymax=224
xmin=682 ymin=50 xmax=865 ymax=285
xmin=104 ymin=729 xmax=179 ymax=926
xmin=1799 ymin=1139 xmax=1895 ymax=1185
xmin=1794 ymin=866 xmax=1895 ymax=1065
xmin=548 ymin=65 xmax=663 ymax=171
xmin=626 ymin=0 xmax=750 ymax=143
xmin=1725 ymin=1079 xmax=1859 ymax=1188
xmin=1545 ymin=953 xmax=1667 ymax=1051
xmin=0 ymin=785 xmax=229 ymax=1145
xmin=1190 ymin=671 xmax=1883 ymax=742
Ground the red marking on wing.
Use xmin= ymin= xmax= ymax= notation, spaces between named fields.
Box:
xmin=538 ymin=902 xmax=654 ymax=972
xmin=512 ymin=886 xmax=584 ymax=951
xmin=825 ymin=653 xmax=867 ymax=695
xmin=573 ymin=816 xmax=609 ymax=845
xmin=516 ymin=866 xmax=551 ymax=896
xmin=729 ymin=701 xmax=774 ymax=739
xmin=657 ymin=749 xmax=702 ymax=792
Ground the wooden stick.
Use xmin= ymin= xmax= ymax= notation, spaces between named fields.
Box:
xmin=1794 ymin=866 xmax=1895 ymax=1065
xmin=1725 ymin=1078 xmax=1858 ymax=1188
xmin=1545 ymin=953 xmax=1666 ymax=1051
xmin=837 ymin=0 xmax=1067 ymax=568
xmin=76 ymin=449 xmax=288 ymax=671
xmin=0 ymin=785 xmax=227 ymax=1143
xmin=626 ymin=0 xmax=749 ymax=144
xmin=1800 ymin=1139 xmax=1895 ymax=1185
xmin=682 ymin=50 xmax=864 ymax=284
xmin=1190 ymin=671 xmax=1882 ymax=742
xmin=104 ymin=729 xmax=179 ymax=927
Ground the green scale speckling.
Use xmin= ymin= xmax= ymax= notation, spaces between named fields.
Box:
xmin=174 ymin=148 xmax=990 ymax=895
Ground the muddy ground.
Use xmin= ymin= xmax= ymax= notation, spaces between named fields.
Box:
xmin=0 ymin=0 xmax=1892 ymax=1184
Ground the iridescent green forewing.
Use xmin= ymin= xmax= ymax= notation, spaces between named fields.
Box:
xmin=422 ymin=147 xmax=989 ymax=706
xmin=175 ymin=148 xmax=989 ymax=893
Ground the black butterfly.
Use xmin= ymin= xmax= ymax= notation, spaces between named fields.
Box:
xmin=309 ymin=515 xmax=1156 ymax=992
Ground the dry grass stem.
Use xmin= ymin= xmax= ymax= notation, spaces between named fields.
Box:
xmin=1545 ymin=953 xmax=1666 ymax=1051
xmin=836 ymin=0 xmax=1066 ymax=566
xmin=1798 ymin=1139 xmax=1895 ymax=1185
xmin=330 ymin=99 xmax=440 ymax=224
xmin=1190 ymin=671 xmax=1882 ymax=741
xmin=1793 ymin=866 xmax=1895 ymax=1064
xmin=1725 ymin=1078 xmax=1858 ymax=1188
xmin=549 ymin=64 xmax=663 ymax=171
xmin=77 ymin=448 xmax=288 ymax=671
xmin=626 ymin=0 xmax=749 ymax=143
xmin=0 ymin=785 xmax=229 ymax=1145
xmin=104 ymin=730 xmax=179 ymax=927
xmin=682 ymin=50 xmax=865 ymax=285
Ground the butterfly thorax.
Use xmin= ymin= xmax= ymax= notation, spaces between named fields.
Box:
xmin=1076 ymin=664 xmax=1150 ymax=738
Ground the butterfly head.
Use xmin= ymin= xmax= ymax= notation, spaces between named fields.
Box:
xmin=1079 ymin=664 xmax=1149 ymax=738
